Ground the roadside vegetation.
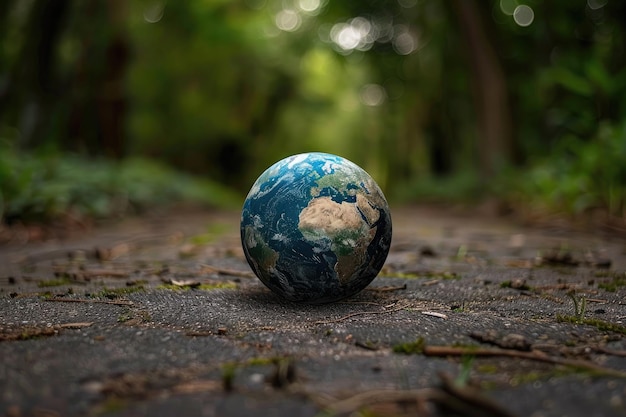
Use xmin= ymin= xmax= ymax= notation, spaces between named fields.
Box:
xmin=1 ymin=131 xmax=624 ymax=227
xmin=0 ymin=144 xmax=241 ymax=225
xmin=502 ymin=121 xmax=626 ymax=223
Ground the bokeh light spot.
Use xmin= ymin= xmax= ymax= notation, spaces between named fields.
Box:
xmin=397 ymin=0 xmax=418 ymax=8
xmin=513 ymin=5 xmax=534 ymax=27
xmin=143 ymin=2 xmax=165 ymax=23
xmin=332 ymin=23 xmax=361 ymax=51
xmin=587 ymin=0 xmax=608 ymax=10
xmin=360 ymin=84 xmax=386 ymax=107
xmin=499 ymin=0 xmax=518 ymax=16
xmin=275 ymin=9 xmax=301 ymax=32
xmin=393 ymin=26 xmax=418 ymax=55
xmin=298 ymin=0 xmax=321 ymax=14
xmin=244 ymin=0 xmax=266 ymax=10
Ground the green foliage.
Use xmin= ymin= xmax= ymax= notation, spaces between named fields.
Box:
xmin=126 ymin=1 xmax=304 ymax=188
xmin=393 ymin=171 xmax=485 ymax=204
xmin=504 ymin=121 xmax=626 ymax=217
xmin=493 ymin=0 xmax=626 ymax=220
xmin=0 ymin=145 xmax=241 ymax=224
xmin=1 ymin=0 xmax=626 ymax=221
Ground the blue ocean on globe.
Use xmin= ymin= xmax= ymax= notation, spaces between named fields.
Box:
xmin=240 ymin=152 xmax=392 ymax=303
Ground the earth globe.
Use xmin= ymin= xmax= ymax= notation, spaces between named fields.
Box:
xmin=240 ymin=152 xmax=392 ymax=303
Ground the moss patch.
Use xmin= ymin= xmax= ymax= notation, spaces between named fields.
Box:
xmin=158 ymin=282 xmax=237 ymax=291
xmin=500 ymin=280 xmax=533 ymax=291
xmin=385 ymin=271 xmax=459 ymax=280
xmin=188 ymin=223 xmax=230 ymax=245
xmin=597 ymin=273 xmax=626 ymax=292
xmin=37 ymin=277 xmax=72 ymax=288
xmin=118 ymin=309 xmax=152 ymax=324
xmin=94 ymin=286 xmax=145 ymax=299
xmin=509 ymin=368 xmax=580 ymax=387
xmin=556 ymin=314 xmax=626 ymax=335
xmin=393 ymin=337 xmax=425 ymax=354
xmin=198 ymin=282 xmax=237 ymax=291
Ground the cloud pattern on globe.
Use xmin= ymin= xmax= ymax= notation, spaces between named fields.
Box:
xmin=241 ymin=152 xmax=392 ymax=303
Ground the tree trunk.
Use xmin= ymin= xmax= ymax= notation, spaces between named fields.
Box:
xmin=0 ymin=0 xmax=69 ymax=149
xmin=67 ymin=0 xmax=129 ymax=158
xmin=451 ymin=0 xmax=513 ymax=178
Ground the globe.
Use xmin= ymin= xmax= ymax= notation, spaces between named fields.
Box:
xmin=240 ymin=152 xmax=392 ymax=304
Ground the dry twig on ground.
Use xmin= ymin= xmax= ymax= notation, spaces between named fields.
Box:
xmin=45 ymin=297 xmax=134 ymax=306
xmin=423 ymin=345 xmax=626 ymax=378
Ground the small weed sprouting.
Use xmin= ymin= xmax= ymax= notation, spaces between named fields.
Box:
xmin=269 ymin=357 xmax=297 ymax=389
xmin=566 ymin=290 xmax=586 ymax=320
xmin=455 ymin=355 xmax=475 ymax=387
xmin=451 ymin=302 xmax=467 ymax=313
xmin=38 ymin=291 xmax=54 ymax=299
xmin=117 ymin=311 xmax=133 ymax=323
xmin=222 ymin=363 xmax=237 ymax=392
xmin=456 ymin=244 xmax=468 ymax=260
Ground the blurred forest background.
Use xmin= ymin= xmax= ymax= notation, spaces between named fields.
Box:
xmin=1 ymin=0 xmax=625 ymax=229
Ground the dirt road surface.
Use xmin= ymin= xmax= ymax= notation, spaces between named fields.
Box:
xmin=1 ymin=206 xmax=625 ymax=417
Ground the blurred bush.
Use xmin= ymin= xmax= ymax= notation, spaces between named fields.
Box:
xmin=0 ymin=144 xmax=240 ymax=224
xmin=507 ymin=121 xmax=626 ymax=219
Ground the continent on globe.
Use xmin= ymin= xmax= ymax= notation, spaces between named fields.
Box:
xmin=240 ymin=152 xmax=392 ymax=304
